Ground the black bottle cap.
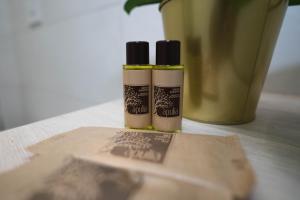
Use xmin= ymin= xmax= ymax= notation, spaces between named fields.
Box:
xmin=126 ymin=41 xmax=149 ymax=65
xmin=156 ymin=40 xmax=180 ymax=65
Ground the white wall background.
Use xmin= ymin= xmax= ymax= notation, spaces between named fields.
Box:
xmin=0 ymin=0 xmax=299 ymax=130
xmin=264 ymin=6 xmax=300 ymax=95
xmin=0 ymin=0 xmax=163 ymax=130
xmin=0 ymin=0 xmax=23 ymax=130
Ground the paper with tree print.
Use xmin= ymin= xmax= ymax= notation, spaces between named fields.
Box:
xmin=105 ymin=131 xmax=172 ymax=163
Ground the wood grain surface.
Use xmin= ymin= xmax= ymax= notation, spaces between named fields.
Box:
xmin=0 ymin=92 xmax=299 ymax=200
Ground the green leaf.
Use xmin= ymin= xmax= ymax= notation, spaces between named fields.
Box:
xmin=124 ymin=0 xmax=162 ymax=14
xmin=289 ymin=0 xmax=300 ymax=6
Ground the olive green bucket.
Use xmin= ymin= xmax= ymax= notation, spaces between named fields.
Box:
xmin=160 ymin=0 xmax=288 ymax=124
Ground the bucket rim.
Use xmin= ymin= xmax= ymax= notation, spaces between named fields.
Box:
xmin=159 ymin=0 xmax=173 ymax=11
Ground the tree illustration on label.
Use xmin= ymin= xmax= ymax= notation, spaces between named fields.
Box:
xmin=154 ymin=86 xmax=180 ymax=117
xmin=124 ymin=85 xmax=149 ymax=114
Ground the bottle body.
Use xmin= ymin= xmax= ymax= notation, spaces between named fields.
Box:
xmin=152 ymin=65 xmax=184 ymax=132
xmin=123 ymin=65 xmax=152 ymax=129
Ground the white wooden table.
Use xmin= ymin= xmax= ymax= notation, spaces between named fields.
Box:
xmin=0 ymin=92 xmax=299 ymax=200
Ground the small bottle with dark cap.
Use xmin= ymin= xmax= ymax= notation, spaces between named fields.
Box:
xmin=123 ymin=41 xmax=152 ymax=129
xmin=153 ymin=40 xmax=184 ymax=132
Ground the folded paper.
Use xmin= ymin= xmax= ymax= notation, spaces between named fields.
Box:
xmin=0 ymin=127 xmax=255 ymax=200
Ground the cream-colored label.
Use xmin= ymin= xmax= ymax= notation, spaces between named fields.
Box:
xmin=123 ymin=69 xmax=152 ymax=129
xmin=152 ymin=69 xmax=184 ymax=132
